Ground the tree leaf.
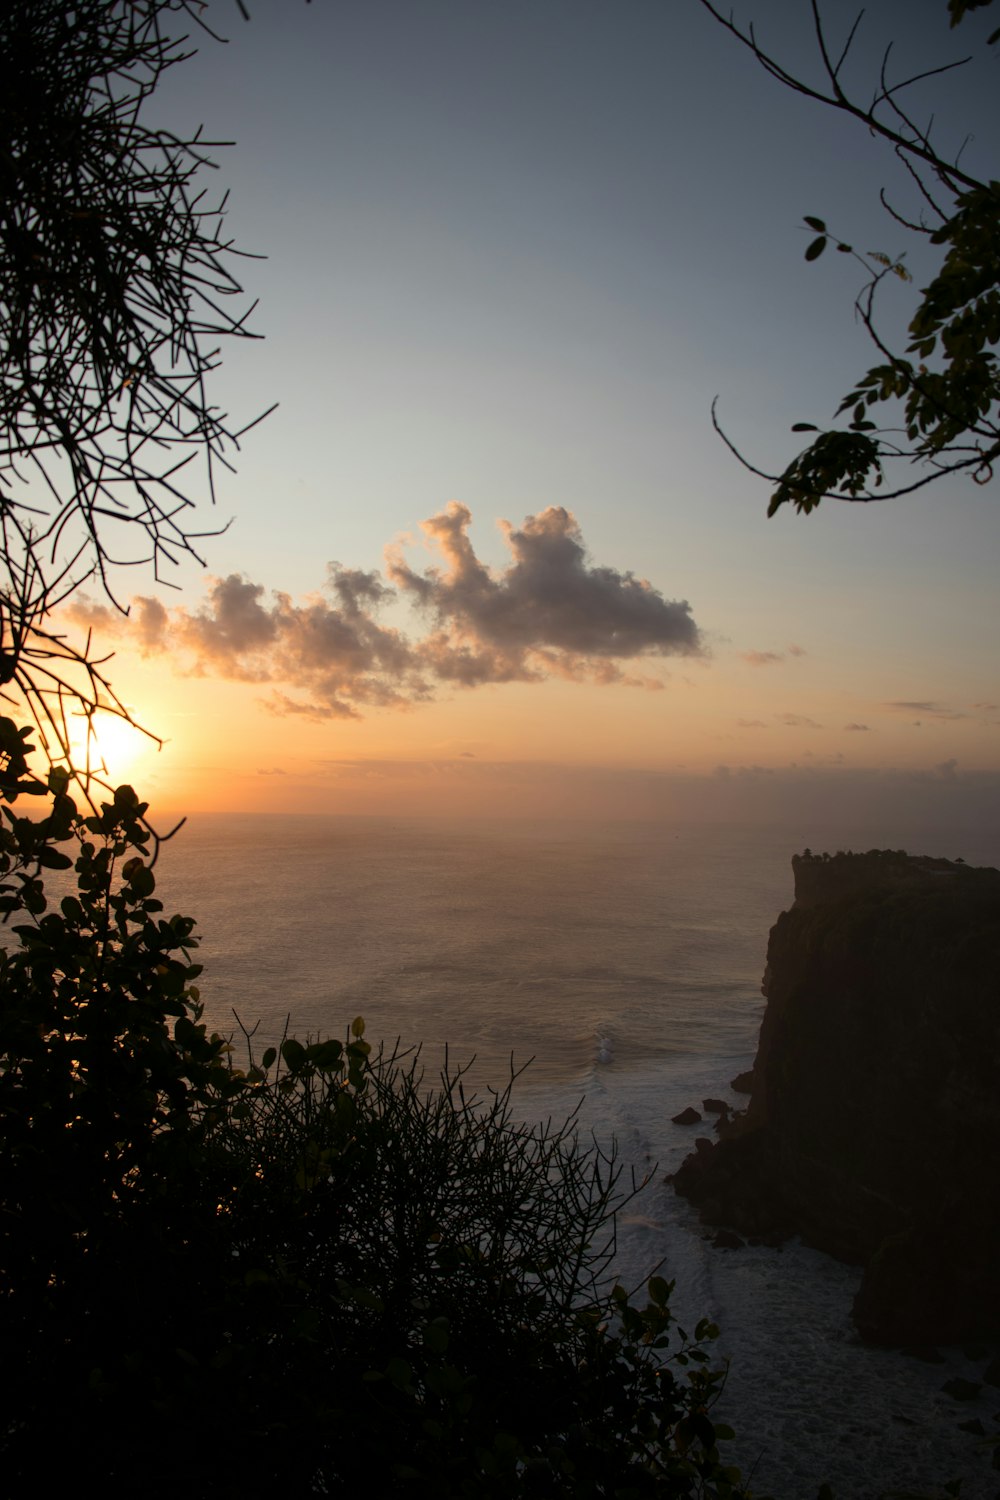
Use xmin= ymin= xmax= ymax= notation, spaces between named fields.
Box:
xmin=805 ymin=236 xmax=827 ymax=261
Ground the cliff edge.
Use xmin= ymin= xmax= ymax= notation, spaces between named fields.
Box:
xmin=673 ymin=849 xmax=1000 ymax=1345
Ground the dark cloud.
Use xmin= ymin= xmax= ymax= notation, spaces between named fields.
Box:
xmin=388 ymin=503 xmax=701 ymax=680
xmin=844 ymin=722 xmax=871 ymax=732
xmin=166 ymin=567 xmax=428 ymax=718
xmin=65 ymin=505 xmax=701 ymax=719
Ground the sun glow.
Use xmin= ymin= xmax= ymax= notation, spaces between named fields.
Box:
xmin=63 ymin=711 xmax=157 ymax=790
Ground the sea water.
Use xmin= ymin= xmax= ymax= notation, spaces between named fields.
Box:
xmin=139 ymin=817 xmax=1000 ymax=1496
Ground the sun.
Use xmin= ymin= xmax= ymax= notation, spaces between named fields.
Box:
xmin=63 ymin=711 xmax=155 ymax=789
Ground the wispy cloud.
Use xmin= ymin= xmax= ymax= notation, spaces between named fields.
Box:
xmin=883 ymin=700 xmax=968 ymax=723
xmin=740 ymin=644 xmax=807 ymax=667
xmin=776 ymin=712 xmax=823 ymax=729
xmin=65 ymin=504 xmax=702 ymax=719
xmin=741 ymin=650 xmax=783 ymax=667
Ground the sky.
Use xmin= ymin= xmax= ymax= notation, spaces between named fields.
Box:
xmin=58 ymin=0 xmax=1000 ymax=827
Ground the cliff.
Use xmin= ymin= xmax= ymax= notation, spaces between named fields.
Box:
xmin=673 ymin=849 xmax=1000 ymax=1345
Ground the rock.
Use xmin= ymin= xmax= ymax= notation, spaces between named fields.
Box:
xmin=671 ymin=1106 xmax=702 ymax=1126
xmin=983 ymin=1357 xmax=1000 ymax=1389
xmin=673 ymin=849 xmax=1000 ymax=1346
xmin=694 ymin=1136 xmax=713 ymax=1154
xmin=712 ymin=1229 xmax=745 ymax=1250
xmin=702 ymin=1098 xmax=729 ymax=1115
xmin=730 ymin=1070 xmax=755 ymax=1094
xmin=942 ymin=1378 xmax=982 ymax=1402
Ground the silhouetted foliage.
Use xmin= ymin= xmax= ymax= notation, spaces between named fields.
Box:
xmin=701 ymin=0 xmax=1000 ymax=513
xmin=0 ymin=1 xmax=265 ymax=774
xmin=0 ymin=736 xmax=748 ymax=1497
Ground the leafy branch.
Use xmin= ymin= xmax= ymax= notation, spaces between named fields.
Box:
xmin=0 ymin=1 xmax=269 ymax=774
xmin=699 ymin=0 xmax=999 ymax=512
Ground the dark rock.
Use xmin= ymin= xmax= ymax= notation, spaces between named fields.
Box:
xmin=730 ymin=1070 xmax=755 ymax=1094
xmin=901 ymin=1346 xmax=946 ymax=1364
xmin=702 ymin=1098 xmax=730 ymax=1115
xmin=958 ymin=1419 xmax=987 ymax=1435
xmin=671 ymin=1106 xmax=702 ymax=1126
xmin=694 ymin=1136 xmax=713 ymax=1154
xmin=983 ymin=1357 xmax=1000 ymax=1389
xmin=673 ymin=849 xmax=1000 ymax=1346
xmin=942 ymin=1378 xmax=983 ymax=1402
xmin=712 ymin=1229 xmax=745 ymax=1250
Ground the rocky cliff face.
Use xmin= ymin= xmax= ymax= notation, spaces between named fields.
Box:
xmin=673 ymin=850 xmax=1000 ymax=1345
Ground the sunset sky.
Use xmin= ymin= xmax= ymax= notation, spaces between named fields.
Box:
xmin=62 ymin=0 xmax=999 ymax=826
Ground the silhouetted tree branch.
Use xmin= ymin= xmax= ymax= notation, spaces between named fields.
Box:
xmin=0 ymin=0 xmax=267 ymax=781
xmin=700 ymin=0 xmax=999 ymax=514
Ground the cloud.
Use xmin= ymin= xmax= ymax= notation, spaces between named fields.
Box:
xmin=740 ymin=644 xmax=807 ymax=667
xmin=170 ymin=567 xmax=428 ymax=719
xmin=844 ymin=722 xmax=871 ymax=732
xmin=883 ymin=700 xmax=968 ymax=722
xmin=65 ymin=505 xmax=702 ymax=719
xmin=132 ymin=597 xmax=170 ymax=652
xmin=741 ymin=650 xmax=783 ymax=667
xmin=737 ymin=718 xmax=768 ymax=729
xmin=776 ymin=713 xmax=823 ymax=729
xmin=388 ymin=504 xmax=701 ymax=682
xmin=65 ymin=593 xmax=169 ymax=652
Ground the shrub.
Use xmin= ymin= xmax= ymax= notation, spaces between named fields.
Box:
xmin=0 ymin=725 xmax=747 ymax=1498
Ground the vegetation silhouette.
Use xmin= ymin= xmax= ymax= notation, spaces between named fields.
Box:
xmin=0 ymin=7 xmax=745 ymax=1495
xmin=0 ymin=0 xmax=267 ymax=778
xmin=0 ymin=733 xmax=746 ymax=1496
xmin=1 ymin=3 xmax=994 ymax=1495
xmin=700 ymin=0 xmax=999 ymax=513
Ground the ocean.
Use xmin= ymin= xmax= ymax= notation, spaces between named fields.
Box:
xmin=148 ymin=816 xmax=1000 ymax=1496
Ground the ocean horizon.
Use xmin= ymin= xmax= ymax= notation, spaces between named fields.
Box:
xmin=144 ymin=811 xmax=1000 ymax=1499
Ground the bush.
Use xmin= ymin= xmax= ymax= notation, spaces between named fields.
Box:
xmin=0 ymin=724 xmax=747 ymax=1498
